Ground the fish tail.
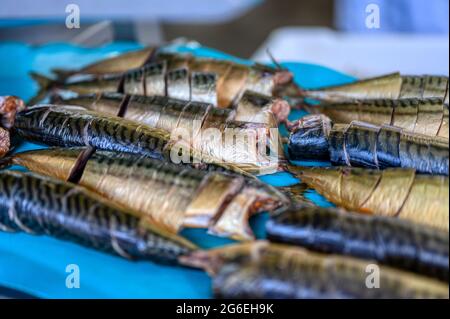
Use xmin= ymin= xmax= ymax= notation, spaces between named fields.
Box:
xmin=28 ymin=72 xmax=58 ymax=105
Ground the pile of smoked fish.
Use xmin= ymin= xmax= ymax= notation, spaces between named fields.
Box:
xmin=0 ymin=45 xmax=448 ymax=299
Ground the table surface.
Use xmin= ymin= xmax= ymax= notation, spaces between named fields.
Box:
xmin=0 ymin=41 xmax=354 ymax=298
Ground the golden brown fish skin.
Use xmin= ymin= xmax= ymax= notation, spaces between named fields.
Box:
xmin=301 ymin=73 xmax=449 ymax=102
xmin=155 ymin=53 xmax=295 ymax=108
xmin=7 ymin=148 xmax=290 ymax=241
xmin=51 ymin=47 xmax=156 ymax=79
xmin=290 ymin=166 xmax=449 ymax=231
xmin=266 ymin=205 xmax=449 ymax=282
xmin=181 ymin=242 xmax=449 ymax=299
xmin=306 ymin=98 xmax=449 ymax=139
xmin=0 ymin=170 xmax=197 ymax=265
xmin=288 ymin=114 xmax=449 ymax=175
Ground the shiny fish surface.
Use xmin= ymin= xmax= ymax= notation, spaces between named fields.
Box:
xmin=288 ymin=115 xmax=449 ymax=175
xmin=306 ymin=97 xmax=449 ymax=138
xmin=301 ymin=73 xmax=449 ymax=102
xmin=0 ymin=170 xmax=196 ymax=264
xmin=289 ymin=166 xmax=449 ymax=231
xmin=5 ymin=148 xmax=290 ymax=241
xmin=266 ymin=205 xmax=449 ymax=282
xmin=180 ymin=242 xmax=449 ymax=299
xmin=13 ymin=105 xmax=171 ymax=160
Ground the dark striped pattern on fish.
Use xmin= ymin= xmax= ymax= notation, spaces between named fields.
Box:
xmin=0 ymin=170 xmax=196 ymax=264
xmin=180 ymin=242 xmax=449 ymax=299
xmin=308 ymin=97 xmax=449 ymax=138
xmin=400 ymin=75 xmax=449 ymax=99
xmin=266 ymin=205 xmax=449 ymax=282
xmin=13 ymin=105 xmax=171 ymax=160
xmin=288 ymin=115 xmax=449 ymax=175
xmin=122 ymin=61 xmax=218 ymax=105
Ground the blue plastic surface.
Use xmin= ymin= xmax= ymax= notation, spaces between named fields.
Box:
xmin=0 ymin=41 xmax=355 ymax=298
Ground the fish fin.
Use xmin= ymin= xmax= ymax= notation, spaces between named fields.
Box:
xmin=28 ymin=72 xmax=57 ymax=105
xmin=51 ymin=68 xmax=75 ymax=81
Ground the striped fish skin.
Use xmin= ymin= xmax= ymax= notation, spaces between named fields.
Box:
xmin=266 ymin=205 xmax=449 ymax=282
xmin=13 ymin=105 xmax=171 ymax=160
xmin=0 ymin=170 xmax=196 ymax=264
xmin=290 ymin=166 xmax=449 ymax=231
xmin=181 ymin=242 xmax=449 ymax=299
xmin=288 ymin=114 xmax=449 ymax=175
xmin=7 ymin=148 xmax=290 ymax=241
xmin=308 ymin=97 xmax=449 ymax=139
xmin=302 ymin=73 xmax=449 ymax=102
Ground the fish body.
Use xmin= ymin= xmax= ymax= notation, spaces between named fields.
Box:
xmin=290 ymin=166 xmax=449 ymax=231
xmin=302 ymin=73 xmax=449 ymax=102
xmin=154 ymin=52 xmax=295 ymax=107
xmin=6 ymin=148 xmax=289 ymax=240
xmin=180 ymin=242 xmax=449 ymax=299
xmin=0 ymin=170 xmax=196 ymax=264
xmin=288 ymin=114 xmax=449 ymax=175
xmin=51 ymin=90 xmax=286 ymax=127
xmin=266 ymin=205 xmax=449 ymax=282
xmin=306 ymin=97 xmax=449 ymax=139
xmin=14 ymin=105 xmax=280 ymax=175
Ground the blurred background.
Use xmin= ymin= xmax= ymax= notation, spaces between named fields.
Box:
xmin=0 ymin=0 xmax=448 ymax=76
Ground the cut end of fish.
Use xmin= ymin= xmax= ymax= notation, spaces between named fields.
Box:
xmin=287 ymin=114 xmax=332 ymax=161
xmin=0 ymin=96 xmax=26 ymax=129
xmin=270 ymin=99 xmax=291 ymax=124
xmin=0 ymin=127 xmax=10 ymax=158
xmin=207 ymin=187 xmax=281 ymax=241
